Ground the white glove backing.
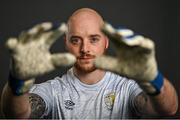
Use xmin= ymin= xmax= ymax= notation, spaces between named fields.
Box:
xmin=95 ymin=22 xmax=163 ymax=94
xmin=6 ymin=22 xmax=76 ymax=80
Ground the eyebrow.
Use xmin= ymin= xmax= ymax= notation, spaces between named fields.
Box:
xmin=89 ymin=34 xmax=101 ymax=38
xmin=70 ymin=34 xmax=101 ymax=39
xmin=70 ymin=35 xmax=82 ymax=39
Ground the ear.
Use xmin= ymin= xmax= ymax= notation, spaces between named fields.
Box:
xmin=105 ymin=36 xmax=109 ymax=49
xmin=64 ymin=34 xmax=68 ymax=51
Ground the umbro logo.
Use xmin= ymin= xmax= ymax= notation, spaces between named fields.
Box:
xmin=64 ymin=100 xmax=75 ymax=110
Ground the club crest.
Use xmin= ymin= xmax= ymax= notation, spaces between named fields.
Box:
xmin=104 ymin=92 xmax=115 ymax=110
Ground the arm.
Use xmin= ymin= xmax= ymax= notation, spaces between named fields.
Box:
xmin=1 ymin=22 xmax=75 ymax=118
xmin=1 ymin=84 xmax=46 ymax=118
xmin=94 ymin=22 xmax=179 ymax=117
xmin=1 ymin=84 xmax=31 ymax=118
xmin=135 ymin=78 xmax=178 ymax=117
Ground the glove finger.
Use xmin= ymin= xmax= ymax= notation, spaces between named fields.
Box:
xmin=94 ymin=55 xmax=120 ymax=73
xmin=18 ymin=30 xmax=31 ymax=44
xmin=28 ymin=22 xmax=53 ymax=35
xmin=18 ymin=22 xmax=53 ymax=44
xmin=94 ymin=55 xmax=148 ymax=80
xmin=51 ymin=53 xmax=76 ymax=67
xmin=27 ymin=22 xmax=53 ymax=41
xmin=116 ymin=28 xmax=154 ymax=50
xmin=102 ymin=22 xmax=125 ymax=47
xmin=103 ymin=22 xmax=154 ymax=52
xmin=6 ymin=37 xmax=18 ymax=51
xmin=45 ymin=23 xmax=67 ymax=47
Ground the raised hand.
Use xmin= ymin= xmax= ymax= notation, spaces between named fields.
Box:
xmin=95 ymin=22 xmax=159 ymax=92
xmin=6 ymin=22 xmax=76 ymax=80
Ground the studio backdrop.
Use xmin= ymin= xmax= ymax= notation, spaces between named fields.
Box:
xmin=0 ymin=0 xmax=179 ymax=118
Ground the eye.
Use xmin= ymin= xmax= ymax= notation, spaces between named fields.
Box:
xmin=70 ymin=38 xmax=81 ymax=45
xmin=90 ymin=37 xmax=100 ymax=43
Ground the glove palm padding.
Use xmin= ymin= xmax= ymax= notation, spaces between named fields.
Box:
xmin=95 ymin=23 xmax=158 ymax=82
xmin=6 ymin=22 xmax=76 ymax=80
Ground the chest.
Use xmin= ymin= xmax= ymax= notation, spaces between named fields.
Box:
xmin=52 ymin=86 xmax=130 ymax=119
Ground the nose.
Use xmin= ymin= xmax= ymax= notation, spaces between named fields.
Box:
xmin=80 ymin=40 xmax=90 ymax=54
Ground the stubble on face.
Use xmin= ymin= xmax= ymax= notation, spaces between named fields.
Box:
xmin=75 ymin=53 xmax=96 ymax=73
xmin=75 ymin=45 xmax=107 ymax=73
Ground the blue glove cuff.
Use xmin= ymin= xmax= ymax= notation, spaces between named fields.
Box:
xmin=148 ymin=71 xmax=164 ymax=96
xmin=8 ymin=73 xmax=34 ymax=96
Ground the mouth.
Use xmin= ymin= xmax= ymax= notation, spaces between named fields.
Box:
xmin=79 ymin=57 xmax=94 ymax=62
xmin=77 ymin=56 xmax=95 ymax=63
xmin=79 ymin=57 xmax=94 ymax=60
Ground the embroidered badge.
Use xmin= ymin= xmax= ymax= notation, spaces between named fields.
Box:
xmin=64 ymin=100 xmax=75 ymax=110
xmin=104 ymin=92 xmax=115 ymax=110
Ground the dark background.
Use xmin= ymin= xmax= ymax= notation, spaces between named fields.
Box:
xmin=0 ymin=0 xmax=179 ymax=118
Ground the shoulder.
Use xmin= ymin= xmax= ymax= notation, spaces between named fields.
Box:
xmin=107 ymin=71 xmax=136 ymax=84
xmin=106 ymin=71 xmax=141 ymax=91
xmin=29 ymin=69 xmax=74 ymax=93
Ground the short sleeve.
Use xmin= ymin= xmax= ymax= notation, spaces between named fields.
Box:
xmin=29 ymin=80 xmax=54 ymax=117
xmin=128 ymin=80 xmax=143 ymax=116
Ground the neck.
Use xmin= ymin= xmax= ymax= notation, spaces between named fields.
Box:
xmin=73 ymin=67 xmax=106 ymax=85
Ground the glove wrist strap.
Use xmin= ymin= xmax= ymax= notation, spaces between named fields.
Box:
xmin=139 ymin=71 xmax=164 ymax=96
xmin=8 ymin=72 xmax=35 ymax=96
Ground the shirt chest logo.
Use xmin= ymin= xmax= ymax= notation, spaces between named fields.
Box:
xmin=64 ymin=100 xmax=75 ymax=110
xmin=104 ymin=92 xmax=115 ymax=110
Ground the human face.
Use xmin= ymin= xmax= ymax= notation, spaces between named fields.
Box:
xmin=65 ymin=15 xmax=109 ymax=73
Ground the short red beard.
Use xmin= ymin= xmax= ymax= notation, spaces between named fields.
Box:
xmin=74 ymin=47 xmax=107 ymax=73
xmin=74 ymin=62 xmax=96 ymax=73
xmin=74 ymin=53 xmax=96 ymax=73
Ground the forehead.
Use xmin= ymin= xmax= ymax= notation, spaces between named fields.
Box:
xmin=67 ymin=12 xmax=103 ymax=36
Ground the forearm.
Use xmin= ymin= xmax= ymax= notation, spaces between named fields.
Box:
xmin=148 ymin=78 xmax=178 ymax=116
xmin=1 ymin=83 xmax=31 ymax=118
xmin=136 ymin=78 xmax=178 ymax=117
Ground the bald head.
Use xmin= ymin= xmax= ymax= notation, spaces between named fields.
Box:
xmin=66 ymin=8 xmax=104 ymax=36
xmin=67 ymin=8 xmax=104 ymax=26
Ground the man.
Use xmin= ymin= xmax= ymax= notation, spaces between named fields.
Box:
xmin=1 ymin=8 xmax=178 ymax=119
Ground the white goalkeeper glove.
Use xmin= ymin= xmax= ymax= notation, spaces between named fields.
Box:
xmin=95 ymin=22 xmax=164 ymax=95
xmin=6 ymin=22 xmax=76 ymax=95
